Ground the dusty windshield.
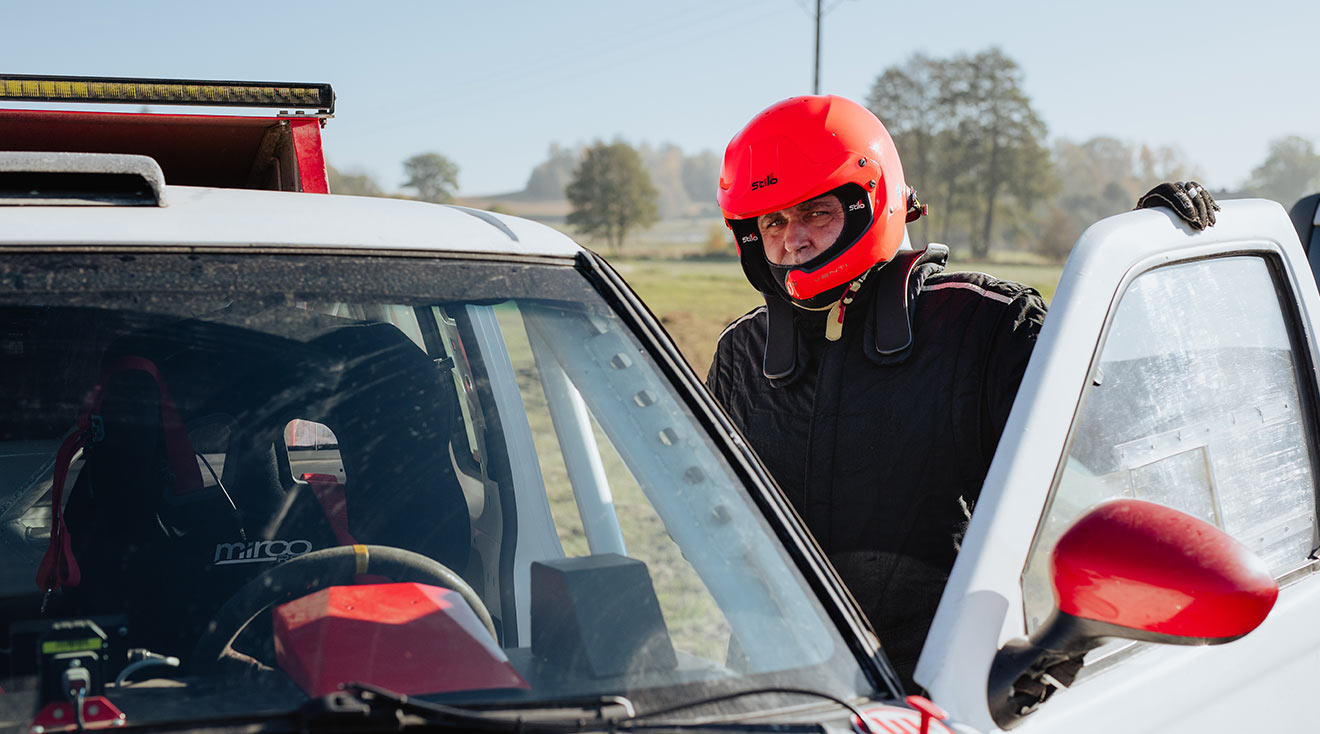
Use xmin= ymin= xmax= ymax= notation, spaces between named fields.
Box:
xmin=0 ymin=253 xmax=870 ymax=729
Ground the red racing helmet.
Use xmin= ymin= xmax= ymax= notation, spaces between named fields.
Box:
xmin=719 ymin=95 xmax=910 ymax=304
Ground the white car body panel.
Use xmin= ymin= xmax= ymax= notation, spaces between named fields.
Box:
xmin=0 ymin=185 xmax=582 ymax=258
xmin=918 ymin=199 xmax=1320 ymax=732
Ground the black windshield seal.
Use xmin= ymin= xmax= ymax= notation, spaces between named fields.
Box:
xmin=0 ymin=252 xmax=591 ymax=309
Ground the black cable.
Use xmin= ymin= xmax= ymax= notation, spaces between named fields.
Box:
xmin=196 ymin=451 xmax=245 ymax=541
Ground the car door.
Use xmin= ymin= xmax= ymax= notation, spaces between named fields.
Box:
xmin=916 ymin=199 xmax=1320 ymax=733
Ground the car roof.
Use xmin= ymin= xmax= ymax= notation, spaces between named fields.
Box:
xmin=0 ymin=184 xmax=583 ymax=259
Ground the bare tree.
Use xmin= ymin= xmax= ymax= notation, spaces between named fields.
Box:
xmin=867 ymin=48 xmax=1052 ymax=258
xmin=867 ymin=53 xmax=945 ymax=248
xmin=522 ymin=143 xmax=581 ymax=199
xmin=1245 ymin=136 xmax=1320 ymax=206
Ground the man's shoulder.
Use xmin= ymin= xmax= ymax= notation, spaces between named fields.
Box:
xmin=715 ymin=304 xmax=768 ymax=346
xmin=708 ymin=304 xmax=768 ymax=393
xmin=919 ymin=270 xmax=1043 ymax=307
xmin=916 ymin=270 xmax=1047 ymax=348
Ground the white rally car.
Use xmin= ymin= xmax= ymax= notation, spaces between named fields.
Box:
xmin=0 ymin=75 xmax=1314 ymax=734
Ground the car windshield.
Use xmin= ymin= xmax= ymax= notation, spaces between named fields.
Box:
xmin=0 ymin=252 xmax=873 ymax=729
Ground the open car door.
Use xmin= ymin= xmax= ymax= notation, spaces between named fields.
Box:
xmin=917 ymin=199 xmax=1320 ymax=733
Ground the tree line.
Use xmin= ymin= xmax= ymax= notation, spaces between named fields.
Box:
xmin=867 ymin=48 xmax=1320 ymax=259
xmin=328 ymin=152 xmax=462 ymax=203
xmin=332 ymin=47 xmax=1320 ymax=260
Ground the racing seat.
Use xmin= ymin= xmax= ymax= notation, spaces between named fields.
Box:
xmin=53 ymin=308 xmax=472 ymax=658
xmin=227 ymin=315 xmax=474 ymax=580
xmin=56 ymin=357 xmax=261 ymax=657
xmin=293 ymin=320 xmax=470 ymax=570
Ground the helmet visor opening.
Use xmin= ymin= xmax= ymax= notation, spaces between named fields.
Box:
xmin=774 ymin=182 xmax=874 ymax=276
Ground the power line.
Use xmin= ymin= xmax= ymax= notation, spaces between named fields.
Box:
xmin=813 ymin=0 xmax=822 ymax=94
xmin=810 ymin=0 xmax=852 ymax=94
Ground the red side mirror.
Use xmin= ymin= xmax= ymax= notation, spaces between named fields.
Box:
xmin=990 ymin=499 xmax=1278 ymax=728
xmin=1053 ymin=498 xmax=1277 ymax=643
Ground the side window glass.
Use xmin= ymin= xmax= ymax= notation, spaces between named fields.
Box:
xmin=283 ymin=419 xmax=344 ymax=483
xmin=284 ymin=418 xmax=339 ymax=449
xmin=496 ymin=302 xmax=734 ymax=663
xmin=1023 ymin=256 xmax=1319 ymax=632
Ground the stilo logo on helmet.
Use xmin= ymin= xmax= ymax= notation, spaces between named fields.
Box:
xmin=718 ymin=94 xmax=918 ymax=307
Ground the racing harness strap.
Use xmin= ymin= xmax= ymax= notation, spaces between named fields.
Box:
xmin=36 ymin=356 xmax=203 ymax=597
xmin=301 ymin=472 xmax=358 ymax=546
xmin=301 ymin=473 xmax=391 ymax=584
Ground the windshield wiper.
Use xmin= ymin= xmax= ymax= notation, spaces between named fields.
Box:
xmin=615 ymin=687 xmax=868 ymax=734
xmin=300 ymin=684 xmax=866 ymax=734
xmin=300 ymin=683 xmax=636 ymax=732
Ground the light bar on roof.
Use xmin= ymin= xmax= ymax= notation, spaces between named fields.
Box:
xmin=0 ymin=74 xmax=334 ymax=114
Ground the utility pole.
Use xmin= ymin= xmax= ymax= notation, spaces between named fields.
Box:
xmin=813 ymin=0 xmax=822 ymax=94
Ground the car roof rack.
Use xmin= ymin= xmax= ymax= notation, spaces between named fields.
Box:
xmin=0 ymin=74 xmax=335 ymax=193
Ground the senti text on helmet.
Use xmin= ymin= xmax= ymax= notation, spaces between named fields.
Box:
xmin=750 ymin=174 xmax=779 ymax=191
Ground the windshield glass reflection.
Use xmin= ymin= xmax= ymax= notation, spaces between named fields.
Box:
xmin=0 ymin=253 xmax=870 ymax=729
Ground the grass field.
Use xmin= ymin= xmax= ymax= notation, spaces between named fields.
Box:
xmin=612 ymin=257 xmax=1065 ymax=373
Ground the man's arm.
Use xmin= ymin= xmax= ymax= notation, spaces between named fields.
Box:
xmin=980 ymin=287 xmax=1049 ymax=465
xmin=705 ymin=336 xmax=726 ymax=398
xmin=705 ymin=306 xmax=765 ymax=411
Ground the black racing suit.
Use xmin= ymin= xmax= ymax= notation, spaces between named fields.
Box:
xmin=706 ymin=247 xmax=1046 ymax=689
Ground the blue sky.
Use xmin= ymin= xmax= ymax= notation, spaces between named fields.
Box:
xmin=3 ymin=0 xmax=1316 ymax=196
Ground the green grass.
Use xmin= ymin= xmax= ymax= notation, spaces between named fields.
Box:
xmin=611 ymin=260 xmax=762 ymax=374
xmin=612 ymin=257 xmax=1063 ymax=372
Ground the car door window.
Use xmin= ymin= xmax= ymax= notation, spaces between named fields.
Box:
xmin=1022 ymin=255 xmax=1320 ymax=632
xmin=283 ymin=419 xmax=344 ymax=483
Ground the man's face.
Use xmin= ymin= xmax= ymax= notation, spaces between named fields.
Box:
xmin=756 ymin=195 xmax=845 ymax=266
